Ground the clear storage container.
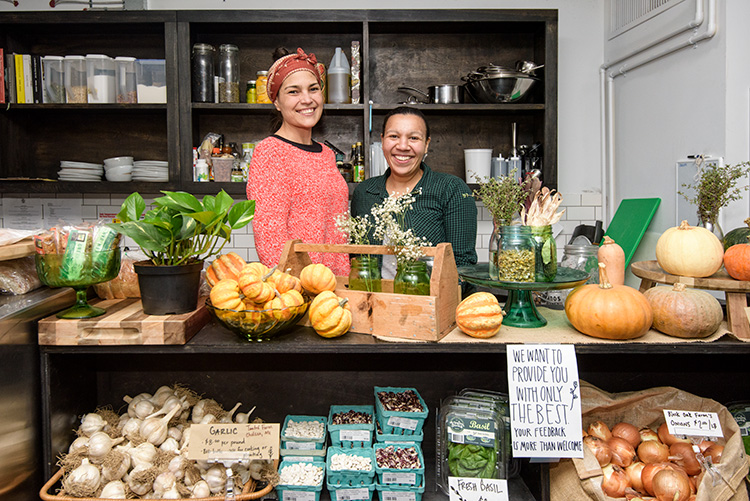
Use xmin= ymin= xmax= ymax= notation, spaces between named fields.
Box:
xmin=218 ymin=44 xmax=240 ymax=103
xmin=42 ymin=56 xmax=65 ymax=103
xmin=63 ymin=55 xmax=87 ymax=103
xmin=86 ymin=54 xmax=116 ymax=103
xmin=114 ymin=56 xmax=137 ymax=103
xmin=191 ymin=43 xmax=214 ymax=103
xmin=135 ymin=59 xmax=167 ymax=103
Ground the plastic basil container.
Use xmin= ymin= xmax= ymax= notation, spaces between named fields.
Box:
xmin=436 ymin=403 xmax=505 ymax=495
xmin=457 ymin=389 xmax=512 ymax=474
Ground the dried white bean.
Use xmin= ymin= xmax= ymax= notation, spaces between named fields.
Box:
xmin=284 ymin=420 xmax=325 ymax=439
xmin=330 ymin=453 xmax=372 ymax=471
xmin=279 ymin=463 xmax=324 ymax=486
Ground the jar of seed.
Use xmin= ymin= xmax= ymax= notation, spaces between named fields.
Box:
xmin=490 ymin=225 xmax=536 ymax=282
xmin=218 ymin=44 xmax=240 ymax=103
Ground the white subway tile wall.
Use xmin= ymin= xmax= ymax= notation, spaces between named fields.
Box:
xmin=0 ymin=191 xmax=602 ymax=264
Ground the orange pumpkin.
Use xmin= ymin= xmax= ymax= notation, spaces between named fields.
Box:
xmin=455 ymin=292 xmax=505 ymax=338
xmin=268 ymin=268 xmax=303 ymax=294
xmin=723 ymin=240 xmax=750 ymax=281
xmin=238 ymin=263 xmax=277 ymax=304
xmin=300 ymin=263 xmax=337 ymax=294
xmin=209 ymin=279 xmax=243 ymax=310
xmin=264 ymin=289 xmax=306 ymax=321
xmin=565 ymin=264 xmax=653 ymax=340
xmin=309 ymin=290 xmax=351 ymax=338
xmin=643 ymin=283 xmax=723 ymax=338
xmin=206 ymin=252 xmax=246 ymax=287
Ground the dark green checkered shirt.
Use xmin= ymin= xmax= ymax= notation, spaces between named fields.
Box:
xmin=351 ymin=164 xmax=478 ymax=267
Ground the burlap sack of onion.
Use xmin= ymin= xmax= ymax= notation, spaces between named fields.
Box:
xmin=47 ymin=384 xmax=277 ymax=499
xmin=549 ymin=382 xmax=748 ymax=501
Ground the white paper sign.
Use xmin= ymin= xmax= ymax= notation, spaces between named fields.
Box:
xmin=43 ymin=199 xmax=82 ymax=227
xmin=382 ymin=472 xmax=416 ymax=485
xmin=507 ymin=344 xmax=583 ymax=458
xmin=448 ymin=477 xmax=509 ymax=501
xmin=664 ymin=410 xmax=723 ymax=438
xmin=387 ymin=415 xmax=418 ymax=431
xmin=2 ymin=197 xmax=43 ymax=230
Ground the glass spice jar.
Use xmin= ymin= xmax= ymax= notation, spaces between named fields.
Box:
xmin=191 ymin=43 xmax=215 ymax=103
xmin=394 ymin=260 xmax=430 ymax=296
xmin=529 ymin=225 xmax=557 ymax=282
xmin=256 ymin=70 xmax=270 ymax=103
xmin=246 ymin=80 xmax=257 ymax=103
xmin=560 ymin=243 xmax=599 ymax=284
xmin=490 ymin=224 xmax=536 ymax=282
xmin=218 ymin=44 xmax=240 ymax=103
xmin=349 ymin=255 xmax=382 ymax=292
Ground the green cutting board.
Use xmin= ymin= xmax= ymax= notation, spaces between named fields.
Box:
xmin=603 ymin=198 xmax=661 ymax=268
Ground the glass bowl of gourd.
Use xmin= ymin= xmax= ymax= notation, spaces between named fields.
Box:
xmin=205 ymin=297 xmax=310 ymax=342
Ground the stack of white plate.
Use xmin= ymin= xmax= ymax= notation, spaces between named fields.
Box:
xmin=58 ymin=161 xmax=104 ymax=182
xmin=132 ymin=160 xmax=169 ymax=182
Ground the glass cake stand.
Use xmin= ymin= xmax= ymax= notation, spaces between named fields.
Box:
xmin=458 ymin=264 xmax=589 ymax=328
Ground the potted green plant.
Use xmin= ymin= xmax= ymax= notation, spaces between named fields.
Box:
xmin=679 ymin=161 xmax=750 ymax=239
xmin=109 ymin=190 xmax=255 ymax=315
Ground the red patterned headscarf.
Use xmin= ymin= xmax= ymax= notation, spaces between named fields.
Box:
xmin=267 ymin=48 xmax=322 ymax=102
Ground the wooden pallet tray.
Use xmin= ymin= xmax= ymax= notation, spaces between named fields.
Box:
xmin=38 ymin=297 xmax=209 ymax=345
xmin=278 ymin=240 xmax=460 ymax=342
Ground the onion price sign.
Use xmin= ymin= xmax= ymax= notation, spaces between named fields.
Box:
xmin=664 ymin=410 xmax=723 ymax=438
xmin=187 ymin=423 xmax=280 ymax=461
xmin=506 ymin=344 xmax=583 ymax=458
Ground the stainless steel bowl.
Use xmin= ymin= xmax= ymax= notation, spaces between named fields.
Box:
xmin=463 ymin=68 xmax=538 ymax=103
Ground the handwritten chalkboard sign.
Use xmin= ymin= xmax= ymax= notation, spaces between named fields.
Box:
xmin=187 ymin=423 xmax=280 ymax=461
xmin=506 ymin=345 xmax=583 ymax=458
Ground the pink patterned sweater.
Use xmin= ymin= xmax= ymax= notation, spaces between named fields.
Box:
xmin=246 ymin=135 xmax=350 ymax=275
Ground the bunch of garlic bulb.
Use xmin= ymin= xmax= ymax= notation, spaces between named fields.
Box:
xmin=58 ymin=384 xmax=274 ymax=499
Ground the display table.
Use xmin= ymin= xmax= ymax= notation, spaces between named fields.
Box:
xmin=631 ymin=260 xmax=750 ymax=340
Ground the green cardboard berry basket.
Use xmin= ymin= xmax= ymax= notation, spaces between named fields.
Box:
xmin=326 ymin=446 xmax=376 ymax=485
xmin=374 ymin=386 xmax=428 ymax=436
xmin=276 ymin=460 xmax=325 ymax=501
xmin=373 ymin=443 xmax=424 ymax=486
xmin=281 ymin=415 xmax=327 ymax=458
xmin=327 ymin=480 xmax=376 ymax=501
xmin=328 ymin=405 xmax=375 ymax=448
xmin=375 ymin=416 xmax=424 ymax=444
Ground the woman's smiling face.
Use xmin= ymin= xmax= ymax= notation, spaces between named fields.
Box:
xmin=381 ymin=113 xmax=431 ymax=179
xmin=274 ymin=70 xmax=324 ymax=131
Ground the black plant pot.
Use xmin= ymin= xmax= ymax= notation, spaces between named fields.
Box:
xmin=133 ymin=260 xmax=204 ymax=315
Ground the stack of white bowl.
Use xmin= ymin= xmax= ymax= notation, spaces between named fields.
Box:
xmin=104 ymin=156 xmax=134 ymax=182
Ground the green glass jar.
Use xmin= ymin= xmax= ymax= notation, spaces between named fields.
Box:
xmin=489 ymin=224 xmax=536 ymax=282
xmin=348 ymin=255 xmax=382 ymax=292
xmin=529 ymin=225 xmax=557 ymax=282
xmin=394 ymin=260 xmax=430 ymax=295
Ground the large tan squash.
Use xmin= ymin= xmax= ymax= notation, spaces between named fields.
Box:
xmin=655 ymin=220 xmax=723 ymax=278
xmin=643 ymin=283 xmax=723 ymax=338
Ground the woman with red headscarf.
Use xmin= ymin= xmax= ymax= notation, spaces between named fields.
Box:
xmin=246 ymin=48 xmax=349 ymax=275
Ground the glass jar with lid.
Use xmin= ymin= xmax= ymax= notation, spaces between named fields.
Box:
xmin=191 ymin=43 xmax=215 ymax=103
xmin=560 ymin=243 xmax=599 ymax=284
xmin=489 ymin=224 xmax=536 ymax=282
xmin=217 ymin=44 xmax=240 ymax=103
xmin=256 ymin=70 xmax=270 ymax=103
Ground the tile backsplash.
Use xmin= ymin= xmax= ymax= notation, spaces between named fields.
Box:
xmin=1 ymin=191 xmax=602 ymax=262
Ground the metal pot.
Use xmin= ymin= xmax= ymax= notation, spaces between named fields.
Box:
xmin=398 ymin=85 xmax=464 ymax=104
xmin=462 ymin=65 xmax=538 ymax=103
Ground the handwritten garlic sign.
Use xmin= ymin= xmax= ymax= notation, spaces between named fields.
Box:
xmin=187 ymin=423 xmax=280 ymax=461
xmin=506 ymin=345 xmax=583 ymax=458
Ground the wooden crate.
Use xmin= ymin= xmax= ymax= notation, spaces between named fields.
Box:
xmin=278 ymin=240 xmax=459 ymax=342
xmin=38 ymin=297 xmax=209 ymax=345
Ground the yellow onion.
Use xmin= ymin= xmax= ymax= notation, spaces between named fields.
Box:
xmin=637 ymin=438 xmax=670 ymax=464
xmin=640 ymin=426 xmax=660 ymax=442
xmin=612 ymin=421 xmax=641 ymax=449
xmin=583 ymin=435 xmax=612 ymax=466
xmin=704 ymin=443 xmax=724 ymax=464
xmin=669 ymin=442 xmax=701 ymax=476
xmin=658 ymin=422 xmax=690 ymax=446
xmin=652 ymin=468 xmax=691 ymax=501
xmin=588 ymin=420 xmax=612 ymax=441
xmin=625 ymin=461 xmax=646 ymax=494
xmin=601 ymin=464 xmax=630 ymax=498
xmin=642 ymin=462 xmax=672 ymax=496
xmin=608 ymin=436 xmax=637 ymax=467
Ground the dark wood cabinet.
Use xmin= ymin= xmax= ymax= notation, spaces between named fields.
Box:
xmin=0 ymin=9 xmax=557 ymax=195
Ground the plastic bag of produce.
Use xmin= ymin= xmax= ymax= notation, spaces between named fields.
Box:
xmin=550 ymin=381 xmax=749 ymax=501
xmin=0 ymin=256 xmax=42 ymax=294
